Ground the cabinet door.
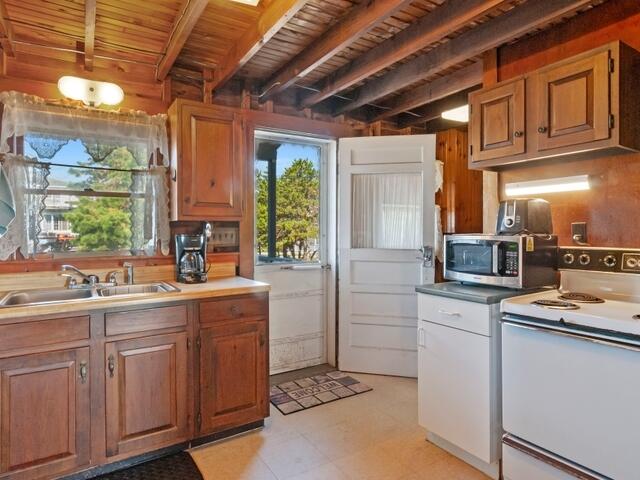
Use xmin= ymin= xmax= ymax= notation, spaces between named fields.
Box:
xmin=470 ymin=79 xmax=525 ymax=162
xmin=0 ymin=348 xmax=90 ymax=479
xmin=421 ymin=321 xmax=493 ymax=463
xmin=536 ymin=50 xmax=611 ymax=151
xmin=105 ymin=332 xmax=189 ymax=457
xmin=199 ymin=319 xmax=268 ymax=435
xmin=180 ymin=104 xmax=244 ymax=218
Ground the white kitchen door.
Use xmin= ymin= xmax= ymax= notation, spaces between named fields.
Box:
xmin=338 ymin=135 xmax=436 ymax=377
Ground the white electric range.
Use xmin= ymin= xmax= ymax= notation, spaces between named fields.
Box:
xmin=500 ymin=247 xmax=640 ymax=480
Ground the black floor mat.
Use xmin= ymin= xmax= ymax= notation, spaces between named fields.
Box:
xmin=93 ymin=452 xmax=203 ymax=480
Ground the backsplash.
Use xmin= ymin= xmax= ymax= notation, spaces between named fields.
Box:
xmin=499 ymin=153 xmax=640 ymax=247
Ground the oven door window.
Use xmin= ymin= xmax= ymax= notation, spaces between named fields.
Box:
xmin=446 ymin=242 xmax=494 ymax=275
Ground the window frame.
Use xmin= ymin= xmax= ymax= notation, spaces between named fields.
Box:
xmin=253 ymin=130 xmax=330 ymax=267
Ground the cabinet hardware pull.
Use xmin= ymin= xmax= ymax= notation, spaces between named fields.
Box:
xmin=438 ymin=309 xmax=461 ymax=317
xmin=514 ymin=131 xmax=523 ymax=138
xmin=79 ymin=361 xmax=88 ymax=384
xmin=538 ymin=126 xmax=548 ymax=133
xmin=210 ymin=179 xmax=216 ymax=187
xmin=108 ymin=354 xmax=115 ymax=378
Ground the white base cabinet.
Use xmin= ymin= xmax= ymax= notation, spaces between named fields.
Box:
xmin=417 ymin=293 xmax=502 ymax=479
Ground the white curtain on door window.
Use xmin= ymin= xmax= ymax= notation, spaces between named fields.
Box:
xmin=0 ymin=91 xmax=169 ymax=165
xmin=351 ymin=173 xmax=422 ymax=250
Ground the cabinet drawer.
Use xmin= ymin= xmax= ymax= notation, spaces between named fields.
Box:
xmin=105 ymin=305 xmax=187 ymax=336
xmin=199 ymin=294 xmax=268 ymax=324
xmin=418 ymin=294 xmax=493 ymax=336
xmin=0 ymin=316 xmax=89 ymax=352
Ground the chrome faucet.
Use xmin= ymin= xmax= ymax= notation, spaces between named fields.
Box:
xmin=123 ymin=262 xmax=134 ymax=285
xmin=60 ymin=265 xmax=99 ymax=288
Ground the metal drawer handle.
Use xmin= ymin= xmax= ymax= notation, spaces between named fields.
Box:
xmin=79 ymin=361 xmax=88 ymax=384
xmin=108 ymin=354 xmax=115 ymax=378
xmin=438 ymin=309 xmax=461 ymax=317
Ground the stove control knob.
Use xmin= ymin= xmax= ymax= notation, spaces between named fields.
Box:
xmin=563 ymin=253 xmax=575 ymax=265
xmin=627 ymin=257 xmax=639 ymax=269
xmin=579 ymin=254 xmax=591 ymax=266
xmin=604 ymin=255 xmax=617 ymax=268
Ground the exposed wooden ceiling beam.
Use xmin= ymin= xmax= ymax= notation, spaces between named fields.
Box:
xmin=396 ymin=88 xmax=476 ymax=129
xmin=156 ymin=0 xmax=209 ymax=81
xmin=258 ymin=0 xmax=413 ymax=102
xmin=335 ymin=0 xmax=595 ymax=116
xmin=84 ymin=0 xmax=96 ymax=71
xmin=0 ymin=0 xmax=15 ymax=57
xmin=211 ymin=0 xmax=310 ymax=92
xmin=299 ymin=0 xmax=508 ymax=109
xmin=369 ymin=62 xmax=482 ymax=123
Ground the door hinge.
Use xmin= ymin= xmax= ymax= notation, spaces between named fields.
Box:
xmin=469 ymin=144 xmax=473 ymax=156
xmin=609 ymin=114 xmax=615 ymax=129
xmin=609 ymin=58 xmax=615 ymax=73
xmin=187 ymin=338 xmax=191 ymax=350
xmin=196 ymin=336 xmax=201 ymax=349
xmin=196 ymin=412 xmax=202 ymax=430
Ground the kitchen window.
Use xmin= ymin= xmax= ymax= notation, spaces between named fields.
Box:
xmin=0 ymin=91 xmax=170 ymax=260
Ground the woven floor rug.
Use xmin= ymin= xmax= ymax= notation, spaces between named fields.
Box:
xmin=270 ymin=370 xmax=372 ymax=415
xmin=91 ymin=452 xmax=203 ymax=480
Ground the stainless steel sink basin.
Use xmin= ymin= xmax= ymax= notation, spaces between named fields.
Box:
xmin=0 ymin=288 xmax=95 ymax=306
xmin=0 ymin=282 xmax=180 ymax=307
xmin=97 ymin=282 xmax=179 ymax=297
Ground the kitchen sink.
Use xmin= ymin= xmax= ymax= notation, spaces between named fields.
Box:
xmin=0 ymin=288 xmax=95 ymax=306
xmin=0 ymin=282 xmax=180 ymax=307
xmin=97 ymin=282 xmax=180 ymax=297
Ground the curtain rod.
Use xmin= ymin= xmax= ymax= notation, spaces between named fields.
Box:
xmin=0 ymin=157 xmax=157 ymax=174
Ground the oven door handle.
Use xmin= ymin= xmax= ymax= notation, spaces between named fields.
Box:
xmin=502 ymin=316 xmax=640 ymax=353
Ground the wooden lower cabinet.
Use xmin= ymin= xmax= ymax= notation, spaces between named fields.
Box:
xmin=0 ymin=347 xmax=90 ymax=479
xmin=199 ymin=319 xmax=268 ymax=435
xmin=105 ymin=332 xmax=190 ymax=457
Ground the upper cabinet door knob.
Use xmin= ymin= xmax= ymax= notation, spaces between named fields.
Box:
xmin=538 ymin=126 xmax=548 ymax=133
xmin=514 ymin=131 xmax=523 ymax=138
xmin=210 ymin=179 xmax=216 ymax=187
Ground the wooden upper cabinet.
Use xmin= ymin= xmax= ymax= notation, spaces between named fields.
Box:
xmin=469 ymin=42 xmax=640 ymax=169
xmin=470 ymin=79 xmax=525 ymax=162
xmin=0 ymin=348 xmax=90 ymax=479
xmin=105 ymin=332 xmax=189 ymax=458
xmin=169 ymin=100 xmax=245 ymax=220
xmin=198 ymin=318 xmax=268 ymax=435
xmin=536 ymin=50 xmax=611 ymax=151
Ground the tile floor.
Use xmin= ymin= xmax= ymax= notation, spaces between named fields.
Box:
xmin=190 ymin=373 xmax=490 ymax=480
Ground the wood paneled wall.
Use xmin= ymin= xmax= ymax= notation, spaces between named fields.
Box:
xmin=436 ymin=128 xmax=483 ymax=235
xmin=497 ymin=0 xmax=640 ymax=247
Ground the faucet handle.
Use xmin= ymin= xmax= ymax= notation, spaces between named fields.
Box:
xmin=59 ymin=273 xmax=78 ymax=289
xmin=105 ymin=271 xmax=120 ymax=285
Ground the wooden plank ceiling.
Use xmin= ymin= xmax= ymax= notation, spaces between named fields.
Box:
xmin=0 ymin=0 xmax=607 ymax=124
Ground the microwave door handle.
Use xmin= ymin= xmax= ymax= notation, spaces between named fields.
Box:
xmin=492 ymin=244 xmax=499 ymax=274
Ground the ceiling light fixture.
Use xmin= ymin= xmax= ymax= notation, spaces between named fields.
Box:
xmin=57 ymin=76 xmax=125 ymax=107
xmin=441 ymin=104 xmax=469 ymax=123
xmin=505 ymin=175 xmax=591 ymax=197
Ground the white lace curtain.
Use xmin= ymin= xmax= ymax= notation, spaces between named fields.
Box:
xmin=0 ymin=91 xmax=169 ymax=165
xmin=0 ymin=154 xmax=49 ymax=260
xmin=351 ymin=173 xmax=423 ymax=250
xmin=0 ymin=92 xmax=171 ymax=259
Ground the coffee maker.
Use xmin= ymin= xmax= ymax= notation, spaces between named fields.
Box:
xmin=175 ymin=231 xmax=208 ymax=284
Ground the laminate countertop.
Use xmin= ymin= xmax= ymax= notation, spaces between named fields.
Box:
xmin=415 ymin=281 xmax=534 ymax=305
xmin=0 ymin=276 xmax=270 ymax=322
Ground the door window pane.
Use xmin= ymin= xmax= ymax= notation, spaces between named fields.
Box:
xmin=351 ymin=173 xmax=422 ymax=249
xmin=255 ymin=139 xmax=321 ymax=263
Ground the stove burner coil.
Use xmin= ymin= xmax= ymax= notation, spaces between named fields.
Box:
xmin=558 ymin=292 xmax=605 ymax=304
xmin=531 ymin=299 xmax=580 ymax=310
